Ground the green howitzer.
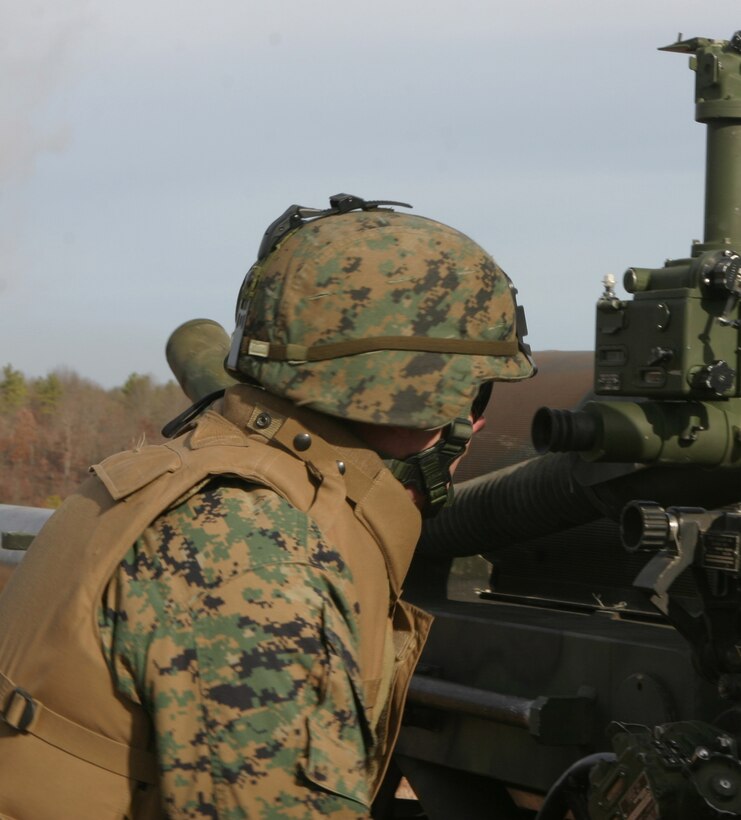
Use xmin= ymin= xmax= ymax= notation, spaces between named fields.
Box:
xmin=533 ymin=34 xmax=741 ymax=468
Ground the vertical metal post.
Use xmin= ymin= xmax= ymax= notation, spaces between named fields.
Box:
xmin=703 ymin=120 xmax=741 ymax=250
xmin=662 ymin=34 xmax=741 ymax=254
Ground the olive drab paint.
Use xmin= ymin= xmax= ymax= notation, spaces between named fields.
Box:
xmin=533 ymin=35 xmax=741 ymax=469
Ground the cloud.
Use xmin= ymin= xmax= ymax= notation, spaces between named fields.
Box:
xmin=73 ymin=0 xmax=741 ymax=55
xmin=0 ymin=2 xmax=94 ymax=184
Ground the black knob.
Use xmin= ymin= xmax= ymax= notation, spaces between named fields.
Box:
xmin=693 ymin=360 xmax=735 ymax=395
xmin=621 ymin=501 xmax=671 ymax=552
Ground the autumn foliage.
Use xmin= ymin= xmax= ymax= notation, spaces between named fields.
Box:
xmin=0 ymin=365 xmax=188 ymax=508
xmin=0 ymin=351 xmax=595 ymax=509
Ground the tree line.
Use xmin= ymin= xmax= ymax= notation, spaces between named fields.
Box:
xmin=0 ymin=365 xmax=188 ymax=508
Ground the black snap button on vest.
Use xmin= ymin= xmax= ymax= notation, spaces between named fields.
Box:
xmin=337 ymin=461 xmax=346 ymax=475
xmin=293 ymin=433 xmax=312 ymax=451
xmin=255 ymin=412 xmax=272 ymax=429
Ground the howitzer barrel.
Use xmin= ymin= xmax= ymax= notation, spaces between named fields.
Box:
xmin=419 ymin=453 xmax=741 ymax=557
xmin=166 ymin=319 xmax=238 ymax=403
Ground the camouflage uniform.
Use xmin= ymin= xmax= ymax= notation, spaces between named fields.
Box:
xmin=100 ymin=479 xmax=372 ymax=818
xmin=0 ymin=385 xmax=428 ymax=820
xmin=0 ymin=198 xmax=534 ymax=820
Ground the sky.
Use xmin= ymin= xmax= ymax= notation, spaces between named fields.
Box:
xmin=2 ymin=1 xmax=740 ymax=388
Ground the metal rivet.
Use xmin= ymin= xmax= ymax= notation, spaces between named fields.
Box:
xmin=337 ymin=461 xmax=346 ymax=475
xmin=255 ymin=412 xmax=272 ymax=429
xmin=293 ymin=433 xmax=312 ymax=451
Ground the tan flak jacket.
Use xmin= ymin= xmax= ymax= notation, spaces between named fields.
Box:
xmin=0 ymin=384 xmax=431 ymax=819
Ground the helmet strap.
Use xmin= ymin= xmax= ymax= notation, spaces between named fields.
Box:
xmin=385 ymin=418 xmax=472 ymax=517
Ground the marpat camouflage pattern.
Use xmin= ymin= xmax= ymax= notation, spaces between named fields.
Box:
xmin=100 ymin=477 xmax=372 ymax=819
xmin=236 ymin=210 xmax=534 ymax=429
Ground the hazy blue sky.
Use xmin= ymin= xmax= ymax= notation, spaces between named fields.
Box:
xmin=2 ymin=1 xmax=740 ymax=387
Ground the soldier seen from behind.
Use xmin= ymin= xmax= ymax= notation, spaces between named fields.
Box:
xmin=0 ymin=194 xmax=534 ymax=818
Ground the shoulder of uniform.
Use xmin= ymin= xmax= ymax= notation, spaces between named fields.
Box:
xmin=141 ymin=478 xmax=319 ymax=581
xmin=188 ymin=410 xmax=250 ymax=450
xmin=92 ymin=411 xmax=251 ymax=501
xmin=92 ymin=444 xmax=182 ymax=501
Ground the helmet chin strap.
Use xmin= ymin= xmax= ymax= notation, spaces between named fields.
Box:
xmin=385 ymin=418 xmax=472 ymax=517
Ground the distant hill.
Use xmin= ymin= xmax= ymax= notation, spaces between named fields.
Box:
xmin=457 ymin=350 xmax=593 ymax=482
xmin=0 ymin=368 xmax=187 ymax=508
xmin=0 ymin=352 xmax=594 ymax=507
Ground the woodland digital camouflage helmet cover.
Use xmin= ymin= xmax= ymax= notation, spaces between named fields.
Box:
xmin=227 ymin=195 xmax=535 ymax=429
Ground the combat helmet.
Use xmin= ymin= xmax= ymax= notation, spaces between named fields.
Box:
xmin=225 ymin=194 xmax=536 ymax=515
xmin=226 ymin=193 xmax=535 ymax=430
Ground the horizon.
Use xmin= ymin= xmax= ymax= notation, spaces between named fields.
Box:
xmin=3 ymin=2 xmax=740 ymax=386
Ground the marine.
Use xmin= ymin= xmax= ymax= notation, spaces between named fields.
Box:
xmin=0 ymin=193 xmax=534 ymax=818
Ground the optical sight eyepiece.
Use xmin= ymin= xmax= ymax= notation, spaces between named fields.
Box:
xmin=531 ymin=407 xmax=598 ymax=454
